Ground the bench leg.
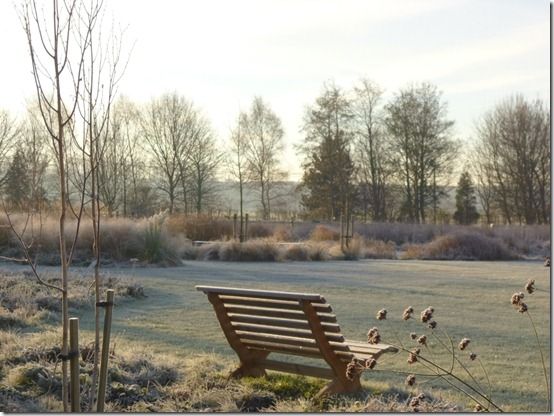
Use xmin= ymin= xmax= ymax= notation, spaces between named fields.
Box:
xmin=316 ymin=375 xmax=362 ymax=397
xmin=229 ymin=351 xmax=270 ymax=378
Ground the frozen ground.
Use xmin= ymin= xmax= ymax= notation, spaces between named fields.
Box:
xmin=4 ymin=259 xmax=550 ymax=411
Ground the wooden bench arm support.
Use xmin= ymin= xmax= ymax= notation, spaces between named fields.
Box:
xmin=206 ymin=293 xmax=268 ymax=377
xmin=301 ymin=300 xmax=361 ymax=394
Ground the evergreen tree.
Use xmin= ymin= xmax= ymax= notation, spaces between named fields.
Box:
xmin=453 ymin=171 xmax=480 ymax=225
xmin=4 ymin=149 xmax=31 ymax=211
xmin=300 ymin=83 xmax=356 ymax=219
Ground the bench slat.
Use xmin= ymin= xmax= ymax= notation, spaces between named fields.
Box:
xmin=225 ymin=305 xmax=337 ymax=323
xmin=237 ymin=331 xmax=318 ymax=348
xmin=260 ymin=359 xmax=335 ymax=379
xmin=196 ymin=285 xmax=325 ymax=303
xmin=228 ymin=313 xmax=341 ymax=333
xmin=242 ymin=338 xmax=323 ymax=358
xmin=231 ymin=323 xmax=345 ymax=342
xmin=220 ymin=296 xmax=333 ymax=313
xmin=344 ymin=340 xmax=398 ymax=352
xmin=237 ymin=332 xmax=389 ymax=358
xmin=242 ymin=337 xmax=385 ymax=363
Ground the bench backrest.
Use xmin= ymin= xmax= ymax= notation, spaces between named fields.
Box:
xmin=196 ymin=285 xmax=372 ymax=363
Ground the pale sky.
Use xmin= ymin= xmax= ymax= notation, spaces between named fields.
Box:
xmin=0 ymin=0 xmax=549 ymax=181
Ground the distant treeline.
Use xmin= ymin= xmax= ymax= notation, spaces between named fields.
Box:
xmin=0 ymin=82 xmax=549 ymax=225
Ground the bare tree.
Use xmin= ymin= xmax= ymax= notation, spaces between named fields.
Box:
xmin=474 ymin=95 xmax=550 ymax=224
xmin=242 ymin=96 xmax=285 ymax=220
xmin=20 ymin=0 xmax=91 ymax=409
xmin=470 ymin=147 xmax=496 ymax=224
xmin=227 ymin=113 xmax=248 ymax=240
xmin=142 ymin=93 xmax=217 ymax=215
xmin=188 ymin=121 xmax=221 ymax=214
xmin=352 ymin=79 xmax=390 ymax=221
xmin=101 ymin=96 xmax=143 ymax=216
xmin=0 ymin=110 xmax=20 ymax=184
xmin=384 ymin=83 xmax=458 ymax=223
xmin=19 ymin=110 xmax=50 ymax=212
xmin=75 ymin=2 xmax=126 ymax=409
xmin=141 ymin=93 xmax=192 ymax=214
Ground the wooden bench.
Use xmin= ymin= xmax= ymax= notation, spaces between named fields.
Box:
xmin=196 ymin=285 xmax=398 ymax=396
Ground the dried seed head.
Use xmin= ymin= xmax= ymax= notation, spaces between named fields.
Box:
xmin=417 ymin=335 xmax=427 ymax=346
xmin=409 ymin=397 xmax=420 ymax=408
xmin=518 ymin=302 xmax=528 ymax=313
xmin=420 ymin=307 xmax=434 ymax=323
xmin=511 ymin=292 xmax=523 ymax=305
xmin=469 ymin=352 xmax=477 ymax=361
xmin=417 ymin=393 xmax=426 ymax=401
xmin=474 ymin=404 xmax=483 ymax=412
xmin=376 ymin=308 xmax=387 ymax=320
xmin=410 ymin=332 xmax=418 ymax=340
xmin=407 ymin=348 xmax=420 ymax=364
xmin=346 ymin=362 xmax=357 ymax=381
xmin=406 ymin=374 xmax=416 ymax=386
xmin=367 ymin=327 xmax=381 ymax=344
xmin=459 ymin=338 xmax=471 ymax=351
xmin=346 ymin=358 xmax=363 ymax=381
xmin=525 ymin=279 xmax=535 ymax=294
xmin=544 ymin=256 xmax=550 ymax=267
xmin=428 ymin=320 xmax=437 ymax=329
xmin=364 ymin=358 xmax=377 ymax=369
xmin=403 ymin=306 xmax=414 ymax=320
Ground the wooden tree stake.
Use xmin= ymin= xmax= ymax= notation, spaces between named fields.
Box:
xmin=69 ymin=317 xmax=80 ymax=412
xmin=97 ymin=290 xmax=115 ymax=412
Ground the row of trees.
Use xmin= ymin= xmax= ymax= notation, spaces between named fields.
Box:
xmin=300 ymin=80 xmax=459 ymax=223
xmin=1 ymin=92 xmax=289 ymax=220
xmin=300 ymin=81 xmax=550 ymax=225
xmin=1 ymin=86 xmax=549 ymax=224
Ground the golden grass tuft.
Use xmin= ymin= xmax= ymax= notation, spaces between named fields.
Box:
xmin=165 ymin=214 xmax=233 ymax=241
xmin=309 ymin=225 xmax=340 ymax=241
xmin=401 ymin=232 xmax=519 ymax=260
xmin=272 ymin=225 xmax=294 ymax=242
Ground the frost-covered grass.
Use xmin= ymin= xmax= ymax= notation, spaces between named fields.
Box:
xmin=0 ymin=260 xmax=549 ymax=411
xmin=92 ymin=259 xmax=548 ymax=412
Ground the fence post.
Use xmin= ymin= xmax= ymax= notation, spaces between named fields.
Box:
xmin=97 ymin=289 xmax=115 ymax=412
xmin=233 ymin=213 xmax=238 ymax=241
xmin=351 ymin=214 xmax=355 ymax=244
xmin=244 ymin=213 xmax=249 ymax=242
xmin=69 ymin=317 xmax=80 ymax=412
xmin=340 ymin=212 xmax=344 ymax=251
xmin=346 ymin=200 xmax=351 ymax=249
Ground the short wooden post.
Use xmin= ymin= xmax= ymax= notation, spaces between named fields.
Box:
xmin=69 ymin=317 xmax=80 ymax=412
xmin=340 ymin=212 xmax=344 ymax=251
xmin=244 ymin=213 xmax=249 ymax=242
xmin=233 ymin=214 xmax=238 ymax=241
xmin=97 ymin=290 xmax=115 ymax=412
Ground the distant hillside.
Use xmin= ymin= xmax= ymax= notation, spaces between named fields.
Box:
xmin=211 ymin=181 xmax=462 ymax=219
xmin=211 ymin=181 xmax=302 ymax=217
